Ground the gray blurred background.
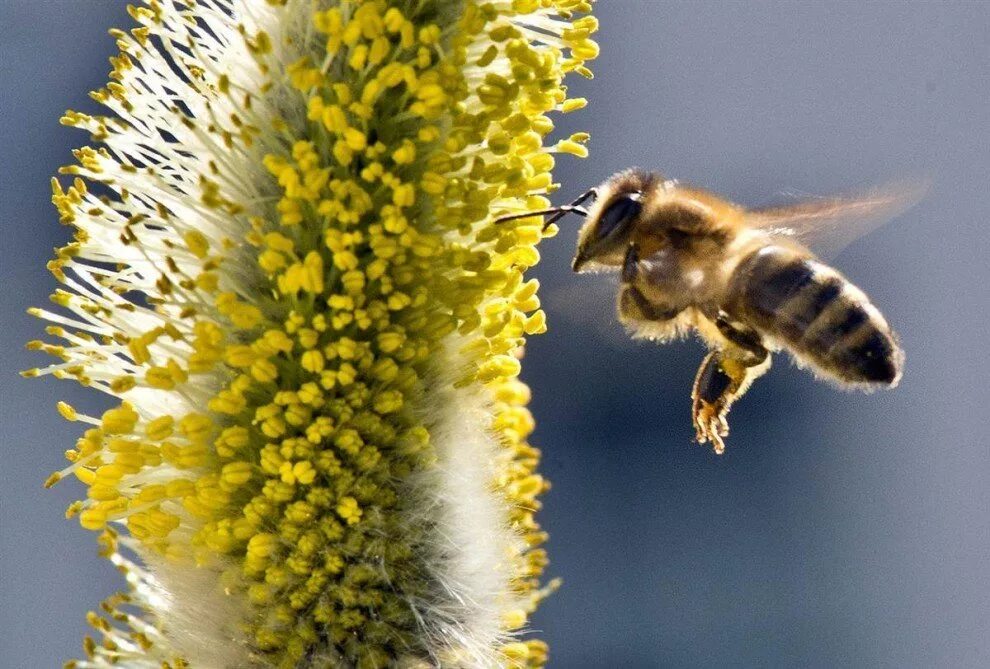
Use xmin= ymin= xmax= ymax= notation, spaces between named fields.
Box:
xmin=2 ymin=2 xmax=988 ymax=667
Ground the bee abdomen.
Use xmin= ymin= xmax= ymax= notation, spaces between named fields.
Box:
xmin=730 ymin=246 xmax=902 ymax=386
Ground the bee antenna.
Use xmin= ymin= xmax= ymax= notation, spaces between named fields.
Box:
xmin=493 ymin=206 xmax=589 ymax=228
xmin=494 ymin=187 xmax=598 ymax=230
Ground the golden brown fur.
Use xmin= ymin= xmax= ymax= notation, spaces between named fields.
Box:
xmin=562 ymin=169 xmax=910 ymax=452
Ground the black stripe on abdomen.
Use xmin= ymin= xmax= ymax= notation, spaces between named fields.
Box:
xmin=746 ymin=251 xmax=816 ymax=319
xmin=833 ymin=328 xmax=900 ymax=384
xmin=733 ymin=247 xmax=901 ymax=385
xmin=802 ymin=301 xmax=869 ymax=354
xmin=736 ymin=247 xmax=843 ymax=337
xmin=779 ymin=276 xmax=845 ymax=340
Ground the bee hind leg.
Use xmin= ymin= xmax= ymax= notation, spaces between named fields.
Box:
xmin=691 ymin=331 xmax=770 ymax=454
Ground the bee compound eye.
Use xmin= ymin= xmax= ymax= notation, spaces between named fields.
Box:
xmin=597 ymin=192 xmax=642 ymax=239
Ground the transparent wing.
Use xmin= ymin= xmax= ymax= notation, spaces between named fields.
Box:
xmin=544 ymin=278 xmax=635 ymax=348
xmin=746 ymin=178 xmax=929 ymax=259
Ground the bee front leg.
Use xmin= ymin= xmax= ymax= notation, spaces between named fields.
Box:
xmin=619 ymin=243 xmax=684 ymax=323
xmin=691 ymin=345 xmax=771 ymax=455
xmin=621 ymin=241 xmax=640 ymax=284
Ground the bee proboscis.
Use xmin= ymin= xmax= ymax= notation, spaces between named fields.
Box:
xmin=497 ymin=169 xmax=923 ymax=453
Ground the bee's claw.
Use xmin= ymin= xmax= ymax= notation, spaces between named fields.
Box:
xmin=691 ymin=346 xmax=771 ymax=455
xmin=716 ymin=413 xmax=729 ymax=436
xmin=692 ymin=397 xmax=729 ymax=455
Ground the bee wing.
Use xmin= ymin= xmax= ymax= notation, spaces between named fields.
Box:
xmin=746 ymin=179 xmax=929 ymax=259
xmin=546 ymin=277 xmax=633 ymax=347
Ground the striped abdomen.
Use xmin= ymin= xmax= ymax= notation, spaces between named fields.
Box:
xmin=727 ymin=246 xmax=902 ymax=385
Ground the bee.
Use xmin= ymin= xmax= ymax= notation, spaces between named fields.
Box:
xmin=496 ymin=169 xmax=922 ymax=453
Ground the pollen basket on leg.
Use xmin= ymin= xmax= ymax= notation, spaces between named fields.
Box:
xmin=34 ymin=1 xmax=596 ymax=667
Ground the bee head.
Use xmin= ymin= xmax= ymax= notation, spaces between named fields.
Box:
xmin=570 ymin=169 xmax=665 ymax=272
xmin=492 ymin=169 xmax=663 ymax=272
xmin=571 ymin=189 xmax=644 ymax=272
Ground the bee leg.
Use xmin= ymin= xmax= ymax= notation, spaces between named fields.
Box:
xmin=619 ymin=285 xmax=683 ymax=322
xmin=715 ymin=313 xmax=766 ymax=361
xmin=691 ymin=344 xmax=771 ymax=454
xmin=618 ymin=243 xmax=684 ymax=322
xmin=621 ymin=241 xmax=640 ymax=283
xmin=692 ymin=352 xmax=732 ymax=453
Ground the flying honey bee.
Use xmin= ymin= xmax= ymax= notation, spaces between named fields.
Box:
xmin=497 ymin=169 xmax=923 ymax=453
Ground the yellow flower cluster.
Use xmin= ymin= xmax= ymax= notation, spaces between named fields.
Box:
xmin=33 ymin=1 xmax=596 ymax=667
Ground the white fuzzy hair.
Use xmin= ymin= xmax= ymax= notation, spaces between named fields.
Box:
xmin=399 ymin=341 xmax=525 ymax=668
xmin=118 ymin=340 xmax=523 ymax=669
xmin=135 ymin=552 xmax=258 ymax=668
xmin=66 ymin=0 xmax=529 ymax=664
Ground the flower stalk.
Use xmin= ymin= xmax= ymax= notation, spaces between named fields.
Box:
xmin=29 ymin=1 xmax=596 ymax=666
